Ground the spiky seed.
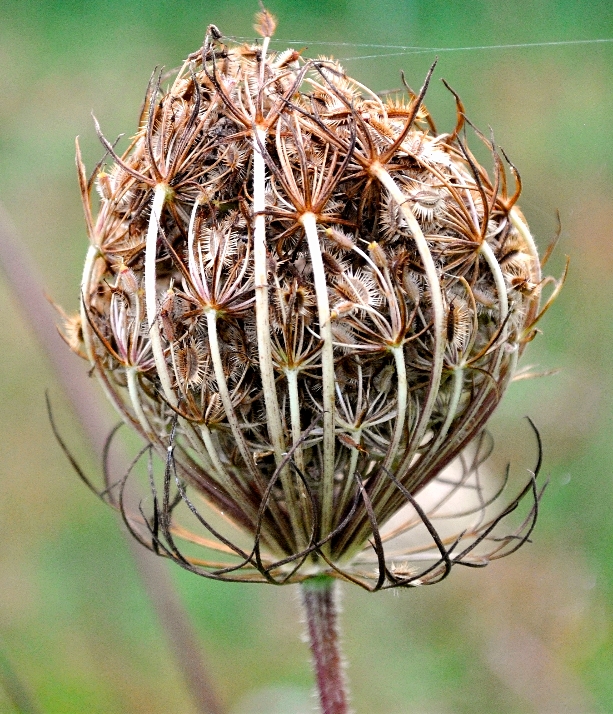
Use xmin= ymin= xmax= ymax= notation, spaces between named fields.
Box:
xmin=446 ymin=298 xmax=471 ymax=352
xmin=408 ymin=188 xmax=446 ymax=223
xmin=254 ymin=7 xmax=277 ymax=38
xmin=374 ymin=364 xmax=395 ymax=393
xmin=176 ymin=339 xmax=207 ymax=388
xmin=159 ymin=287 xmax=178 ymax=343
xmin=367 ymin=242 xmax=388 ymax=269
xmin=61 ymin=312 xmax=86 ymax=358
xmin=325 ymin=227 xmax=356 ymax=251
xmin=96 ymin=171 xmax=113 ymax=200
xmin=334 ymin=269 xmax=381 ymax=308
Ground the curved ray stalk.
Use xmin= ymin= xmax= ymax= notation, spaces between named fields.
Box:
xmin=205 ymin=309 xmax=259 ymax=478
xmin=479 ymin=240 xmax=508 ymax=325
xmin=166 ymin=341 xmax=241 ymax=499
xmin=197 ymin=422 xmax=260 ymax=520
xmin=80 ymin=245 xmax=128 ymax=421
xmin=198 ymin=424 xmax=234 ymax=486
xmin=144 ymin=183 xmax=176 ymax=406
xmin=180 ymin=422 xmax=223 ymax=486
xmin=358 ymin=343 xmax=409 ymax=522
xmin=252 ymin=126 xmax=286 ymax=461
xmin=338 ymin=428 xmax=363 ymax=514
xmin=80 ymin=244 xmax=100 ymax=361
xmin=338 ymin=163 xmax=448 ymax=557
xmin=409 ymin=357 xmax=500 ymax=488
xmin=510 ymin=207 xmax=541 ymax=282
xmin=253 ymin=129 xmax=285 ymax=450
xmin=339 ymin=341 xmax=406 ymax=561
xmin=381 ymin=345 xmax=408 ymax=475
xmin=187 ymin=198 xmax=207 ymax=300
xmin=431 ymin=367 xmax=465 ymax=455
xmin=205 ymin=308 xmax=294 ymax=552
xmin=286 ymin=368 xmax=305 ymax=474
xmin=126 ymin=366 xmax=153 ymax=438
xmin=301 ymin=211 xmax=336 ymax=541
xmin=370 ymin=164 xmax=445 ymax=483
xmin=253 ymin=126 xmax=306 ymax=543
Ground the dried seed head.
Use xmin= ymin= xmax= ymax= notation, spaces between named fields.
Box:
xmin=69 ymin=15 xmax=561 ymax=590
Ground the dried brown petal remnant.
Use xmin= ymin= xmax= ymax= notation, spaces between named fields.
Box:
xmin=68 ymin=21 xmax=563 ymax=589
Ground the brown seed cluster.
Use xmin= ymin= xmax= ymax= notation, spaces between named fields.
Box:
xmin=68 ymin=17 xmax=562 ymax=588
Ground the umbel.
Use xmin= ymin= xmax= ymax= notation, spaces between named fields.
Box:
xmin=63 ymin=12 xmax=562 ymax=590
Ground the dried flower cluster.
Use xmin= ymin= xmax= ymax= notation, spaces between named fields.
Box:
xmin=66 ymin=14 xmax=563 ymax=589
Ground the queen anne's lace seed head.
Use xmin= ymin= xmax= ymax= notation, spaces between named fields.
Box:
xmin=66 ymin=15 xmax=564 ymax=590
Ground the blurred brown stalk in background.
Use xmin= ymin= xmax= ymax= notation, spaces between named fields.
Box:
xmin=0 ymin=203 xmax=224 ymax=714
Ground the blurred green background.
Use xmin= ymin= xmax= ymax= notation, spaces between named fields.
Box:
xmin=1 ymin=1 xmax=612 ymax=712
